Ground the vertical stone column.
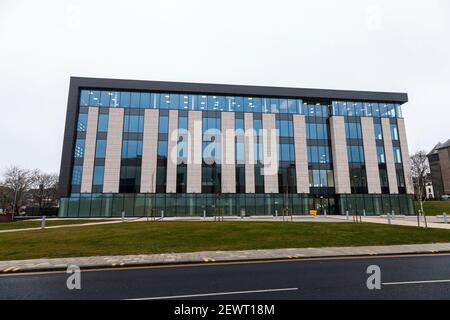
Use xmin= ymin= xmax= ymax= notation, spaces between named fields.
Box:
xmin=244 ymin=113 xmax=255 ymax=194
xmin=262 ymin=113 xmax=278 ymax=193
xmin=361 ymin=117 xmax=381 ymax=194
xmin=330 ymin=116 xmax=351 ymax=194
xmin=439 ymin=148 xmax=450 ymax=195
xmin=221 ymin=112 xmax=236 ymax=193
xmin=140 ymin=109 xmax=159 ymax=193
xmin=293 ymin=115 xmax=309 ymax=194
xmin=187 ymin=111 xmax=202 ymax=193
xmin=103 ymin=108 xmax=124 ymax=193
xmin=397 ymin=118 xmax=414 ymax=194
xmin=80 ymin=107 xmax=99 ymax=193
xmin=381 ymin=118 xmax=399 ymax=194
xmin=166 ymin=110 xmax=179 ymax=193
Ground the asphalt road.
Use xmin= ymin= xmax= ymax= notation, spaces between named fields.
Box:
xmin=1 ymin=254 xmax=450 ymax=300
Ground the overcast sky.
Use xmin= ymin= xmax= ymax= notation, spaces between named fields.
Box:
xmin=1 ymin=0 xmax=449 ymax=174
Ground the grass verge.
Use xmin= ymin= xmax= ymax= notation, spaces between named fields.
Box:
xmin=1 ymin=221 xmax=450 ymax=261
xmin=415 ymin=201 xmax=450 ymax=216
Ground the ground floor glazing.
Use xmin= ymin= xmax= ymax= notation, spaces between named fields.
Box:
xmin=59 ymin=193 xmax=415 ymax=217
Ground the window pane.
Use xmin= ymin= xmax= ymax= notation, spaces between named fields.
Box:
xmin=72 ymin=166 xmax=83 ymax=185
xmin=98 ymin=114 xmax=109 ymax=132
xmin=140 ymin=93 xmax=150 ymax=108
xmin=120 ymin=92 xmax=131 ymax=108
xmin=75 ymin=139 xmax=85 ymax=158
xmin=80 ymin=90 xmax=90 ymax=106
xmin=89 ymin=90 xmax=100 ymax=107
xmin=93 ymin=166 xmax=105 ymax=185
xmin=390 ymin=124 xmax=399 ymax=140
xmin=77 ymin=113 xmax=88 ymax=132
xmin=95 ymin=140 xmax=107 ymax=158
xmin=130 ymin=92 xmax=140 ymax=108
xmin=100 ymin=91 xmax=111 ymax=107
xmin=159 ymin=116 xmax=169 ymax=133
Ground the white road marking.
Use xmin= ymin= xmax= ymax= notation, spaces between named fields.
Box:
xmin=383 ymin=279 xmax=450 ymax=286
xmin=126 ymin=287 xmax=299 ymax=300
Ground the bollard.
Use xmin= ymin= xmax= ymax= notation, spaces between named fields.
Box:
xmin=392 ymin=210 xmax=395 ymax=218
xmin=203 ymin=210 xmax=206 ymax=220
xmin=346 ymin=211 xmax=349 ymax=220
xmin=324 ymin=209 xmax=327 ymax=216
xmin=444 ymin=212 xmax=448 ymax=224
xmin=363 ymin=209 xmax=366 ymax=217
xmin=387 ymin=212 xmax=391 ymax=225
xmin=275 ymin=210 xmax=278 ymax=218
xmin=241 ymin=209 xmax=245 ymax=219
xmin=161 ymin=210 xmax=164 ymax=220
xmin=121 ymin=211 xmax=125 ymax=222
xmin=41 ymin=216 xmax=46 ymax=229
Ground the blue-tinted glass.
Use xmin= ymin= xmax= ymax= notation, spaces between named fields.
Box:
xmin=110 ymin=92 xmax=120 ymax=107
xmin=77 ymin=113 xmax=88 ymax=132
xmin=159 ymin=116 xmax=169 ymax=133
xmin=394 ymin=147 xmax=402 ymax=163
xmin=262 ymin=98 xmax=270 ymax=113
xmin=198 ymin=95 xmax=207 ymax=110
xmin=130 ymin=92 xmax=140 ymax=108
xmin=74 ymin=139 xmax=85 ymax=158
xmin=157 ymin=141 xmax=168 ymax=158
xmin=93 ymin=166 xmax=104 ymax=185
xmin=308 ymin=123 xmax=317 ymax=139
xmin=80 ymin=90 xmax=90 ymax=106
xmin=180 ymin=95 xmax=190 ymax=110
xmin=322 ymin=105 xmax=329 ymax=117
xmin=236 ymin=142 xmax=245 ymax=162
xmin=279 ymin=120 xmax=292 ymax=137
xmin=354 ymin=102 xmax=363 ymax=116
xmin=160 ymin=93 xmax=171 ymax=109
xmin=124 ymin=115 xmax=144 ymax=133
xmin=225 ymin=97 xmax=234 ymax=112
xmin=122 ymin=140 xmax=143 ymax=159
xmin=89 ymin=91 xmax=100 ymax=106
xmin=234 ymin=97 xmax=244 ymax=112
xmin=364 ymin=103 xmax=372 ymax=116
xmin=390 ymin=124 xmax=399 ymax=140
xmin=244 ymin=97 xmax=254 ymax=112
xmin=287 ymin=100 xmax=298 ymax=114
xmin=374 ymin=123 xmax=383 ymax=140
xmin=235 ymin=118 xmax=244 ymax=130
xmin=100 ymin=91 xmax=111 ymax=107
xmin=71 ymin=166 xmax=83 ymax=185
xmin=270 ymin=99 xmax=279 ymax=113
xmin=379 ymin=103 xmax=388 ymax=117
xmin=178 ymin=117 xmax=188 ymax=130
xmin=387 ymin=104 xmax=396 ymax=118
xmin=139 ymin=93 xmax=150 ymax=108
xmin=371 ymin=103 xmax=380 ymax=117
xmin=279 ymin=99 xmax=288 ymax=113
xmin=151 ymin=93 xmax=159 ymax=109
xmin=98 ymin=114 xmax=108 ymax=132
xmin=120 ymin=92 xmax=131 ymax=108
xmin=339 ymin=102 xmax=348 ymax=116
xmin=95 ymin=140 xmax=107 ymax=158
xmin=307 ymin=105 xmax=315 ymax=117
xmin=169 ymin=94 xmax=179 ymax=109
xmin=253 ymin=98 xmax=262 ymax=113
xmin=207 ymin=95 xmax=225 ymax=111
xmin=395 ymin=104 xmax=403 ymax=118
xmin=347 ymin=102 xmax=355 ymax=116
xmin=377 ymin=146 xmax=385 ymax=163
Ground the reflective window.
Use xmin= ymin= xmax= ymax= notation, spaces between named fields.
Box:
xmin=208 ymin=96 xmax=225 ymax=111
xmin=279 ymin=143 xmax=294 ymax=161
xmin=374 ymin=123 xmax=383 ymax=140
xmin=270 ymin=99 xmax=279 ymax=113
xmin=80 ymin=90 xmax=90 ymax=107
xmin=74 ymin=139 xmax=85 ymax=158
xmin=140 ymin=93 xmax=150 ymax=108
xmin=347 ymin=146 xmax=365 ymax=163
xmin=345 ymin=122 xmax=362 ymax=140
xmin=100 ymin=91 xmax=111 ymax=107
xmin=390 ymin=124 xmax=399 ymax=140
xmin=89 ymin=91 xmax=100 ymax=107
xmin=124 ymin=115 xmax=144 ymax=133
xmin=71 ymin=166 xmax=83 ymax=185
xmin=279 ymin=99 xmax=288 ymax=114
xmin=97 ymin=114 xmax=108 ymax=132
xmin=130 ymin=92 xmax=140 ymax=108
xmin=278 ymin=120 xmax=293 ymax=137
xmin=109 ymin=92 xmax=120 ymax=107
xmin=95 ymin=139 xmax=107 ymax=158
xmin=122 ymin=140 xmax=143 ymax=159
xmin=307 ymin=146 xmax=331 ymax=163
xmin=376 ymin=146 xmax=385 ymax=163
xmin=158 ymin=116 xmax=169 ymax=134
xmin=394 ymin=147 xmax=402 ymax=163
xmin=309 ymin=170 xmax=334 ymax=187
xmin=77 ymin=114 xmax=88 ymax=132
xmin=120 ymin=92 xmax=131 ymax=108
xmin=157 ymin=141 xmax=168 ymax=159
xmin=93 ymin=166 xmax=104 ymax=185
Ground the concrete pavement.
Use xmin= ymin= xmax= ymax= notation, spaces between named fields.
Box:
xmin=1 ymin=242 xmax=450 ymax=274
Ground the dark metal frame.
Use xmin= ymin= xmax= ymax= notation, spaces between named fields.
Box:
xmin=59 ymin=76 xmax=408 ymax=198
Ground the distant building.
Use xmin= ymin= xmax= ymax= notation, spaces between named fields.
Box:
xmin=425 ymin=181 xmax=434 ymax=199
xmin=427 ymin=139 xmax=450 ymax=198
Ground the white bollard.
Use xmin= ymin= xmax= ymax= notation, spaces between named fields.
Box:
xmin=203 ymin=210 xmax=206 ymax=220
xmin=387 ymin=212 xmax=391 ymax=225
xmin=275 ymin=210 xmax=278 ymax=218
xmin=121 ymin=211 xmax=125 ymax=222
xmin=392 ymin=210 xmax=395 ymax=218
xmin=444 ymin=212 xmax=448 ymax=224
xmin=324 ymin=209 xmax=327 ymax=216
xmin=346 ymin=211 xmax=349 ymax=220
xmin=363 ymin=209 xmax=366 ymax=217
xmin=41 ymin=216 xmax=46 ymax=229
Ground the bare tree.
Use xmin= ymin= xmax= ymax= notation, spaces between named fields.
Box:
xmin=410 ymin=150 xmax=429 ymax=218
xmin=2 ymin=166 xmax=38 ymax=217
xmin=31 ymin=172 xmax=59 ymax=213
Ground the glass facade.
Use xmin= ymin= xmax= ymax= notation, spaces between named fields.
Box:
xmin=61 ymin=85 xmax=412 ymax=217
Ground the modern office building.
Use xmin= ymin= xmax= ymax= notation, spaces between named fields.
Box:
xmin=58 ymin=77 xmax=415 ymax=217
xmin=427 ymin=139 xmax=450 ymax=198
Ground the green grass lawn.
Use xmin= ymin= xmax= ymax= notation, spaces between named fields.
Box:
xmin=1 ymin=221 xmax=450 ymax=261
xmin=415 ymin=201 xmax=450 ymax=216
xmin=0 ymin=219 xmax=108 ymax=231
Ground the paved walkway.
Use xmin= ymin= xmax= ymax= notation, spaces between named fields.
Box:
xmin=1 ymin=243 xmax=450 ymax=274
xmin=330 ymin=215 xmax=450 ymax=230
